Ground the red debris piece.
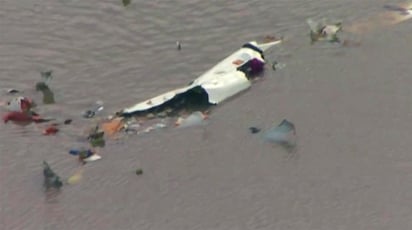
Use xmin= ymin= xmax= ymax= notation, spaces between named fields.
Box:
xmin=43 ymin=124 xmax=59 ymax=135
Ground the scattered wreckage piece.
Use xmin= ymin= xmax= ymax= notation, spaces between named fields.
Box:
xmin=35 ymin=82 xmax=55 ymax=104
xmin=67 ymin=169 xmax=84 ymax=185
xmin=2 ymin=96 xmax=53 ymax=124
xmin=5 ymin=96 xmax=34 ymax=112
xmin=69 ymin=148 xmax=102 ymax=163
xmin=117 ymin=40 xmax=282 ymax=119
xmin=87 ymin=126 xmax=106 ymax=148
xmin=249 ymin=126 xmax=261 ymax=134
xmin=82 ymin=101 xmax=104 ymax=119
xmin=263 ymin=119 xmax=297 ymax=149
xmin=43 ymin=161 xmax=63 ymax=189
xmin=307 ymin=18 xmax=342 ymax=44
xmin=6 ymin=88 xmax=20 ymax=94
xmin=35 ymin=70 xmax=56 ymax=104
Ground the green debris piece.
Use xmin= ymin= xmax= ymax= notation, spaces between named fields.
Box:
xmin=43 ymin=161 xmax=63 ymax=189
xmin=135 ymin=168 xmax=143 ymax=175
xmin=41 ymin=70 xmax=53 ymax=83
xmin=89 ymin=137 xmax=105 ymax=148
xmin=122 ymin=0 xmax=131 ymax=6
xmin=88 ymin=126 xmax=106 ymax=148
xmin=35 ymin=82 xmax=55 ymax=104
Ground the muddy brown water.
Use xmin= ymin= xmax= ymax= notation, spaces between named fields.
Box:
xmin=2 ymin=0 xmax=412 ymax=229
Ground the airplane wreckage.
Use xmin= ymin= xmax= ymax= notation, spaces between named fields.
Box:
xmin=117 ymin=39 xmax=282 ymax=118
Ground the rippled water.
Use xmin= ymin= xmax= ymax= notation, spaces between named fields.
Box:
xmin=2 ymin=0 xmax=412 ymax=229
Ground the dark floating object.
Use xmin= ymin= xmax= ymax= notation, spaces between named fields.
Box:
xmin=122 ymin=0 xmax=131 ymax=6
xmin=82 ymin=110 xmax=95 ymax=118
xmin=249 ymin=127 xmax=261 ymax=134
xmin=43 ymin=161 xmax=63 ymax=189
xmin=63 ymin=119 xmax=72 ymax=125
xmin=82 ymin=101 xmax=104 ymax=119
xmin=135 ymin=168 xmax=143 ymax=175
xmin=263 ymin=119 xmax=296 ymax=149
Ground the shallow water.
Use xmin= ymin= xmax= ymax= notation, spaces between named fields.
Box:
xmin=2 ymin=0 xmax=412 ymax=229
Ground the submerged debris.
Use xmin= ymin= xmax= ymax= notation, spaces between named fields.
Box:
xmin=135 ymin=168 xmax=143 ymax=175
xmin=141 ymin=122 xmax=167 ymax=134
xmin=307 ymin=18 xmax=342 ymax=44
xmin=35 ymin=82 xmax=55 ymax=104
xmin=43 ymin=161 xmax=63 ymax=189
xmin=175 ymin=111 xmax=208 ymax=128
xmin=272 ymin=61 xmax=286 ymax=71
xmin=263 ymin=119 xmax=297 ymax=149
xmin=176 ymin=41 xmax=181 ymax=50
xmin=122 ymin=0 xmax=131 ymax=6
xmin=35 ymin=70 xmax=55 ymax=104
xmin=67 ymin=169 xmax=83 ymax=185
xmin=41 ymin=70 xmax=53 ymax=82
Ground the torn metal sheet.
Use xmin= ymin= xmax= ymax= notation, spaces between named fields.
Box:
xmin=119 ymin=40 xmax=281 ymax=116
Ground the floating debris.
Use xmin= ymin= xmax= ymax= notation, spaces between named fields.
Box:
xmin=35 ymin=82 xmax=55 ymax=104
xmin=135 ymin=168 xmax=143 ymax=175
xmin=6 ymin=88 xmax=19 ymax=94
xmin=122 ymin=0 xmax=131 ymax=6
xmin=5 ymin=96 xmax=34 ymax=112
xmin=101 ymin=117 xmax=124 ymax=136
xmin=63 ymin=119 xmax=72 ymax=125
xmin=67 ymin=169 xmax=83 ymax=185
xmin=87 ymin=126 xmax=106 ymax=148
xmin=272 ymin=61 xmax=286 ymax=71
xmin=83 ymin=154 xmax=102 ymax=162
xmin=307 ymin=18 xmax=342 ymax=44
xmin=249 ymin=127 xmax=261 ymax=134
xmin=3 ymin=111 xmax=51 ymax=124
xmin=175 ymin=111 xmax=208 ymax=128
xmin=41 ymin=70 xmax=53 ymax=82
xmin=43 ymin=124 xmax=59 ymax=135
xmin=141 ymin=122 xmax=167 ymax=134
xmin=43 ymin=161 xmax=63 ymax=189
xmin=263 ymin=119 xmax=297 ymax=149
xmin=124 ymin=121 xmax=140 ymax=134
xmin=69 ymin=148 xmax=102 ymax=163
xmin=82 ymin=101 xmax=104 ymax=119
